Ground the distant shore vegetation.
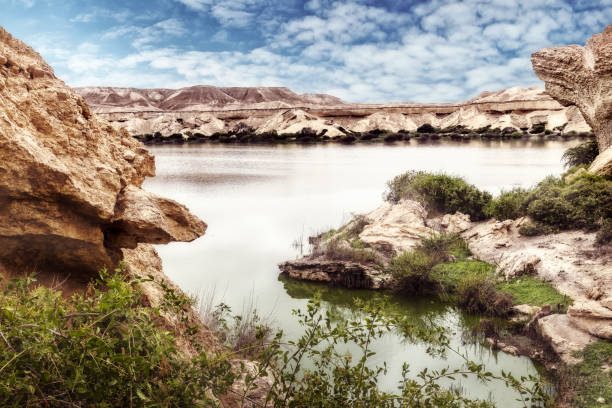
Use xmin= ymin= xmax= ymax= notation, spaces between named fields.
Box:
xmin=133 ymin=122 xmax=595 ymax=146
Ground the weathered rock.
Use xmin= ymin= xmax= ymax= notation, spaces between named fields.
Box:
xmin=0 ymin=25 xmax=206 ymax=276
xmin=532 ymin=25 xmax=612 ymax=173
xmin=537 ymin=313 xmax=598 ymax=365
xmin=76 ymin=85 xmax=590 ymax=138
xmin=278 ymin=259 xmax=392 ymax=290
xmin=567 ymin=301 xmax=612 ymax=339
xmin=589 ymin=146 xmax=612 ymax=175
xmin=359 ymin=199 xmax=434 ymax=253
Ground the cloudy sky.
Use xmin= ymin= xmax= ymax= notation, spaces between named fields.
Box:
xmin=3 ymin=0 xmax=611 ymax=102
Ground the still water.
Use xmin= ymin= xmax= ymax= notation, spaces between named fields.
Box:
xmin=145 ymin=139 xmax=577 ymax=406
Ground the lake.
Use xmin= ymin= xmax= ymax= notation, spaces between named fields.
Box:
xmin=145 ymin=139 xmax=578 ymax=406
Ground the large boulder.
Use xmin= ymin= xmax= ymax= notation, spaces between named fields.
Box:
xmin=532 ymin=25 xmax=612 ymax=174
xmin=0 ymin=26 xmax=206 ymax=277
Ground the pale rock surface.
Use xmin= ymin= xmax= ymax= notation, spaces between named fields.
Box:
xmin=359 ymin=200 xmax=434 ymax=253
xmin=76 ymin=85 xmax=590 ymax=138
xmin=589 ymin=146 xmax=612 ymax=175
xmin=537 ymin=314 xmax=598 ymax=364
xmin=0 ymin=25 xmax=206 ymax=275
xmin=532 ymin=25 xmax=612 ymax=173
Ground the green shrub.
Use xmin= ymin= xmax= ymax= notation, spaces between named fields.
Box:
xmin=384 ymin=171 xmax=492 ymax=220
xmin=485 ymin=188 xmax=530 ymax=220
xmin=562 ymin=140 xmax=599 ymax=168
xmin=416 ymin=123 xmax=435 ymax=133
xmin=518 ymin=221 xmax=555 ymax=236
xmin=596 ymin=218 xmax=612 ymax=245
xmin=529 ymin=123 xmax=546 ymax=134
xmin=457 ymin=273 xmax=513 ymax=316
xmin=419 ymin=233 xmax=471 ymax=260
xmin=387 ymin=249 xmax=439 ymax=292
xmin=0 ymin=270 xmax=235 ymax=407
xmin=523 ymin=174 xmax=612 ymax=231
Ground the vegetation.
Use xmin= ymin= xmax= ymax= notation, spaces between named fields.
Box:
xmin=133 ymin=125 xmax=595 ymax=146
xmin=484 ymin=188 xmax=529 ymax=220
xmin=497 ymin=277 xmax=572 ymax=310
xmin=562 ymin=140 xmax=599 ymax=168
xmin=567 ymin=341 xmax=612 ymax=408
xmin=312 ymin=215 xmax=381 ymax=265
xmin=0 ymin=270 xmax=552 ymax=407
xmin=384 ymin=171 xmax=492 ymax=221
xmin=0 ymin=268 xmax=235 ymax=407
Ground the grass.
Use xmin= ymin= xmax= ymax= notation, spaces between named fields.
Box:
xmin=497 ymin=277 xmax=572 ymax=310
xmin=568 ymin=341 xmax=612 ymax=408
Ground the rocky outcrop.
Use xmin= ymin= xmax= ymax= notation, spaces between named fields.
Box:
xmin=76 ymin=85 xmax=590 ymax=138
xmin=279 ymin=259 xmax=392 ymax=290
xmin=0 ymin=25 xmax=206 ymax=277
xmin=359 ymin=200 xmax=434 ymax=252
xmin=532 ymin=25 xmax=612 ymax=174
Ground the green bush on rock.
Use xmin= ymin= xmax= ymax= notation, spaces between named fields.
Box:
xmin=384 ymin=171 xmax=492 ymax=221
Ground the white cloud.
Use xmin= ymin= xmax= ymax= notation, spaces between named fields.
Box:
xmin=46 ymin=0 xmax=612 ymax=103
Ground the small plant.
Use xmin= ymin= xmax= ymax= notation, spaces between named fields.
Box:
xmin=387 ymin=249 xmax=439 ymax=292
xmin=562 ymin=140 xmax=599 ymax=168
xmin=416 ymin=123 xmax=435 ymax=133
xmin=596 ymin=218 xmax=612 ymax=245
xmin=518 ymin=221 xmax=555 ymax=236
xmin=457 ymin=273 xmax=513 ymax=316
xmin=485 ymin=188 xmax=530 ymax=220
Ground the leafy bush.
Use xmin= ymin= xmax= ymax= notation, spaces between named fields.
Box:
xmin=562 ymin=140 xmax=599 ymax=168
xmin=416 ymin=123 xmax=435 ymax=133
xmin=485 ymin=188 xmax=530 ymax=220
xmin=387 ymin=249 xmax=439 ymax=292
xmin=596 ymin=218 xmax=612 ymax=245
xmin=529 ymin=123 xmax=546 ymax=134
xmin=524 ymin=174 xmax=612 ymax=231
xmin=384 ymin=171 xmax=492 ymax=220
xmin=457 ymin=273 xmax=513 ymax=316
xmin=0 ymin=269 xmax=235 ymax=407
xmin=518 ymin=221 xmax=555 ymax=237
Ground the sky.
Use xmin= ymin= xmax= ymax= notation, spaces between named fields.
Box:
xmin=2 ymin=0 xmax=611 ymax=103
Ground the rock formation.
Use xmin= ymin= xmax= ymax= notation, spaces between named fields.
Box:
xmin=0 ymin=25 xmax=206 ymax=278
xmin=532 ymin=25 xmax=612 ymax=174
xmin=75 ymin=85 xmax=590 ymax=138
xmin=280 ymin=199 xmax=612 ymax=364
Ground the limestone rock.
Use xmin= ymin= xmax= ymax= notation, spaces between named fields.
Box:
xmin=589 ymin=146 xmax=612 ymax=175
xmin=537 ymin=313 xmax=598 ymax=364
xmin=439 ymin=212 xmax=471 ymax=234
xmin=76 ymin=85 xmax=590 ymax=138
xmin=0 ymin=25 xmax=206 ymax=275
xmin=359 ymin=199 xmax=434 ymax=253
xmin=532 ymin=25 xmax=612 ymax=172
xmin=278 ymin=259 xmax=392 ymax=290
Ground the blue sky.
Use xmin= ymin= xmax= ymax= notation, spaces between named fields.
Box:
xmin=2 ymin=0 xmax=611 ymax=102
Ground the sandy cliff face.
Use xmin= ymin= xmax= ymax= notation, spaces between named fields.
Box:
xmin=532 ymin=25 xmax=612 ymax=174
xmin=0 ymin=26 xmax=206 ymax=278
xmin=76 ymin=85 xmax=590 ymax=138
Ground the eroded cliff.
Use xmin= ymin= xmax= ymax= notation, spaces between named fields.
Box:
xmin=532 ymin=24 xmax=612 ymax=174
xmin=0 ymin=25 xmax=205 ymax=280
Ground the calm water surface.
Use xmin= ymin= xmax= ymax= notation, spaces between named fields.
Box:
xmin=145 ymin=140 xmax=577 ymax=406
